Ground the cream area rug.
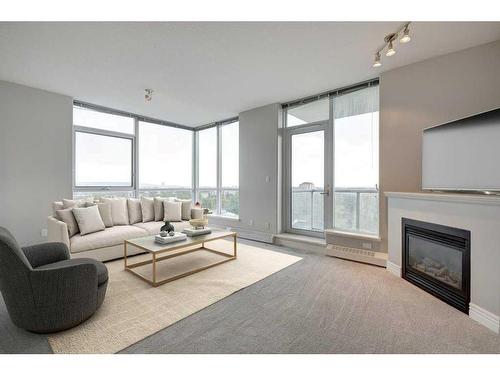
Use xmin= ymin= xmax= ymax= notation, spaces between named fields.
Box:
xmin=48 ymin=240 xmax=302 ymax=354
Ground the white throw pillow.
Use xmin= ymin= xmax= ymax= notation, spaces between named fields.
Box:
xmin=62 ymin=197 xmax=94 ymax=209
xmin=97 ymin=203 xmax=114 ymax=228
xmin=154 ymin=197 xmax=169 ymax=221
xmin=52 ymin=201 xmax=64 ymax=217
xmin=175 ymin=199 xmax=193 ymax=220
xmin=163 ymin=201 xmax=182 ymax=222
xmin=55 ymin=208 xmax=80 ymax=237
xmin=127 ymin=198 xmax=143 ymax=224
xmin=72 ymin=205 xmax=105 ymax=236
xmin=140 ymin=197 xmax=155 ymax=222
xmin=101 ymin=197 xmax=129 ymax=225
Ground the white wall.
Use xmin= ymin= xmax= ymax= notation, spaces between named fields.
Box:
xmin=0 ymin=80 xmax=73 ymax=246
xmin=379 ymin=40 xmax=500 ymax=252
xmin=209 ymin=103 xmax=281 ymax=242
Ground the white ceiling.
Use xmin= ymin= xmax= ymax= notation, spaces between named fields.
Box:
xmin=1 ymin=22 xmax=499 ymax=127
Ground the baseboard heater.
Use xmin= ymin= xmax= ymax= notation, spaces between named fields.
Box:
xmin=326 ymin=244 xmax=387 ymax=267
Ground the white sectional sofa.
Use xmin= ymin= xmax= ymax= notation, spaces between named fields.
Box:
xmin=47 ymin=197 xmax=201 ymax=262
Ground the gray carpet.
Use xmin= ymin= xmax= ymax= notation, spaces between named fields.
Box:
xmin=1 ymin=240 xmax=499 ymax=354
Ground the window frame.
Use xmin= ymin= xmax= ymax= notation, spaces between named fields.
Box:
xmin=282 ymin=82 xmax=379 ymax=238
xmin=194 ymin=119 xmax=239 ymax=218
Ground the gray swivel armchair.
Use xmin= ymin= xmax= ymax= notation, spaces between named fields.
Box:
xmin=0 ymin=226 xmax=108 ymax=333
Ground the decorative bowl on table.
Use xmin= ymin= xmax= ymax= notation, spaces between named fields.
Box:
xmin=189 ymin=218 xmax=208 ymax=229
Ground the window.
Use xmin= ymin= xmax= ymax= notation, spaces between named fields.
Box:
xmin=195 ymin=120 xmax=239 ymax=218
xmin=138 ymin=121 xmax=193 ymax=190
xmin=73 ymin=106 xmax=134 ymax=134
xmin=333 ymin=86 xmax=379 ymax=235
xmin=286 ymin=98 xmax=329 ymax=127
xmin=198 ymin=127 xmax=217 ymax=188
xmin=284 ymin=83 xmax=379 ymax=237
xmin=75 ymin=132 xmax=133 ymax=187
xmin=73 ymin=106 xmax=135 ymax=194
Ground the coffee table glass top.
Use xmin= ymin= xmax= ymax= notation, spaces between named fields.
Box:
xmin=125 ymin=230 xmax=236 ymax=253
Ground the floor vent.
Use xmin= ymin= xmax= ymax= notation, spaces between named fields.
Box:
xmin=326 ymin=244 xmax=387 ymax=267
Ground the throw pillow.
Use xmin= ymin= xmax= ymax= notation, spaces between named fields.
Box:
xmin=101 ymin=197 xmax=129 ymax=225
xmin=163 ymin=201 xmax=182 ymax=222
xmin=55 ymin=208 xmax=80 ymax=237
xmin=52 ymin=201 xmax=64 ymax=217
xmin=97 ymin=203 xmax=114 ymax=228
xmin=140 ymin=197 xmax=155 ymax=222
xmin=72 ymin=205 xmax=106 ymax=236
xmin=62 ymin=197 xmax=94 ymax=209
xmin=127 ymin=198 xmax=143 ymax=224
xmin=175 ymin=199 xmax=193 ymax=220
xmin=154 ymin=197 xmax=169 ymax=221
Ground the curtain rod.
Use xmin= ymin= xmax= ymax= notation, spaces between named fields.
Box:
xmin=195 ymin=116 xmax=239 ymax=131
xmin=281 ymin=78 xmax=379 ymax=109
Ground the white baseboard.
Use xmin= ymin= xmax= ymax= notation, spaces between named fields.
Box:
xmin=386 ymin=260 xmax=401 ymax=277
xmin=469 ymin=303 xmax=500 ymax=334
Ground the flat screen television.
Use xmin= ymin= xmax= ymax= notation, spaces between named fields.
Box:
xmin=422 ymin=107 xmax=500 ymax=193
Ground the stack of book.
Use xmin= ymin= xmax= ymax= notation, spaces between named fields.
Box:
xmin=154 ymin=232 xmax=187 ymax=244
xmin=182 ymin=227 xmax=212 ymax=237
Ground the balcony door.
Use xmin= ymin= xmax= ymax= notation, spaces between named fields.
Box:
xmin=286 ymin=123 xmax=333 ymax=236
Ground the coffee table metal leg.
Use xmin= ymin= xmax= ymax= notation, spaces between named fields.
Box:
xmin=152 ymin=253 xmax=157 ymax=286
xmin=124 ymin=241 xmax=127 ymax=268
xmin=233 ymin=234 xmax=237 ymax=258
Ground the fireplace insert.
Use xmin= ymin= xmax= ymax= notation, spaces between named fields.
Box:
xmin=402 ymin=218 xmax=470 ymax=313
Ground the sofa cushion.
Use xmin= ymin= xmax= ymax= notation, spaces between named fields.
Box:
xmin=153 ymin=197 xmax=168 ymax=221
xmin=140 ymin=197 xmax=154 ymax=222
xmin=175 ymin=199 xmax=193 ymax=220
xmin=101 ymin=198 xmax=129 ymax=225
xmin=36 ymin=258 xmax=108 ymax=286
xmin=62 ymin=197 xmax=94 ymax=209
xmin=52 ymin=201 xmax=64 ymax=216
xmin=97 ymin=203 xmax=114 ymax=228
xmin=133 ymin=220 xmax=191 ymax=235
xmin=127 ymin=198 xmax=143 ymax=224
xmin=56 ymin=208 xmax=80 ymax=237
xmin=72 ymin=205 xmax=106 ymax=235
xmin=164 ymin=201 xmax=182 ymax=222
xmin=70 ymin=225 xmax=147 ymax=254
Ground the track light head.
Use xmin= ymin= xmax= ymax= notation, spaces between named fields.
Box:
xmin=373 ymin=52 xmax=382 ymax=67
xmin=386 ymin=41 xmax=396 ymax=57
xmin=400 ymin=25 xmax=411 ymax=43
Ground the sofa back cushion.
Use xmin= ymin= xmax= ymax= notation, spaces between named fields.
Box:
xmin=153 ymin=197 xmax=169 ymax=221
xmin=97 ymin=203 xmax=114 ymax=228
xmin=101 ymin=198 xmax=129 ymax=225
xmin=72 ymin=205 xmax=106 ymax=235
xmin=140 ymin=197 xmax=155 ymax=222
xmin=56 ymin=208 xmax=80 ymax=237
xmin=127 ymin=198 xmax=143 ymax=224
xmin=62 ymin=197 xmax=94 ymax=209
xmin=164 ymin=201 xmax=182 ymax=222
xmin=175 ymin=199 xmax=193 ymax=220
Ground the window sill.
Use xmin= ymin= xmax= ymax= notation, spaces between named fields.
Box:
xmin=324 ymin=229 xmax=381 ymax=242
xmin=207 ymin=214 xmax=240 ymax=222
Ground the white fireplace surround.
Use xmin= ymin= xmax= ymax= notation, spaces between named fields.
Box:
xmin=386 ymin=192 xmax=500 ymax=334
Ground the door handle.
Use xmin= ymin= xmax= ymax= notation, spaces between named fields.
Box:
xmin=319 ymin=185 xmax=331 ymax=196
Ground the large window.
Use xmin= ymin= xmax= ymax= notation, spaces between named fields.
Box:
xmin=138 ymin=121 xmax=193 ymax=195
xmin=284 ymin=83 xmax=379 ymax=237
xmin=73 ymin=104 xmax=238 ymax=216
xmin=333 ymin=87 xmax=379 ymax=235
xmin=73 ymin=106 xmax=135 ymax=195
xmin=195 ymin=121 xmax=239 ymax=218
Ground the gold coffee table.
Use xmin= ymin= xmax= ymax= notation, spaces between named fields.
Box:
xmin=124 ymin=231 xmax=237 ymax=287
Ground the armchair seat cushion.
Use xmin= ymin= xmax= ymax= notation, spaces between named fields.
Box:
xmin=37 ymin=258 xmax=108 ymax=286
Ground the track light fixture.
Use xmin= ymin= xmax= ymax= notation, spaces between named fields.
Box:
xmin=372 ymin=22 xmax=412 ymax=68
xmin=145 ymin=89 xmax=153 ymax=102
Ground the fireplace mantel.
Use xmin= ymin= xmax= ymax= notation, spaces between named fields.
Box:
xmin=386 ymin=191 xmax=500 ymax=334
